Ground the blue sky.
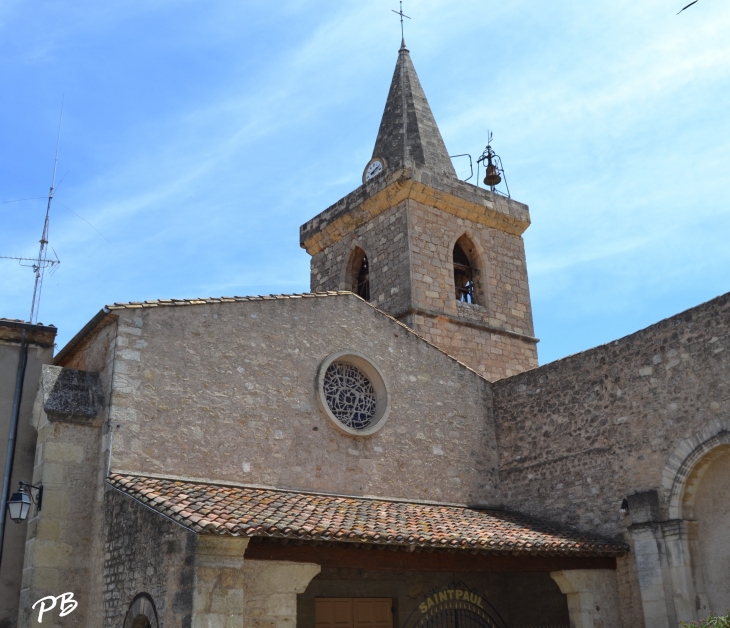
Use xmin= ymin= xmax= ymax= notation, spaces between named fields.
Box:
xmin=1 ymin=0 xmax=728 ymax=365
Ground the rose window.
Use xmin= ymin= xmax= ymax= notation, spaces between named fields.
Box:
xmin=322 ymin=362 xmax=377 ymax=430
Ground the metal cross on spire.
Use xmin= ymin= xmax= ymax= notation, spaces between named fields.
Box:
xmin=391 ymin=1 xmax=411 ymax=45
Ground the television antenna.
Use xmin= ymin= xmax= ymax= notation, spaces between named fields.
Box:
xmin=0 ymin=99 xmax=64 ymax=324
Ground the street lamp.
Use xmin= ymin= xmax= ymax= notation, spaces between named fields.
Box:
xmin=6 ymin=482 xmax=42 ymax=524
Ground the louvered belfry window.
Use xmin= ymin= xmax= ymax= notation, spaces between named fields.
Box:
xmin=453 ymin=243 xmax=475 ymax=303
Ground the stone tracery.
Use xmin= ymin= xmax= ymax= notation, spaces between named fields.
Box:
xmin=323 ymin=362 xmax=377 ymax=430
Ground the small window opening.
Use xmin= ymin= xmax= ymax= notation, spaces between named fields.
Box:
xmin=356 ymin=254 xmax=370 ymax=301
xmin=453 ymin=243 xmax=475 ymax=303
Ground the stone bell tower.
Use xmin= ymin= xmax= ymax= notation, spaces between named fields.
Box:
xmin=300 ymin=41 xmax=538 ymax=381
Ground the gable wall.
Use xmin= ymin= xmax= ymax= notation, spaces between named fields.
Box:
xmin=493 ymin=293 xmax=730 ymax=537
xmin=106 ymin=295 xmax=498 ymax=505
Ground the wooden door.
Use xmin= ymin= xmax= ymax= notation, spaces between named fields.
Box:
xmin=316 ymin=598 xmax=393 ymax=628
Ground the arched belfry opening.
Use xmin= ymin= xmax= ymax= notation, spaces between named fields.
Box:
xmin=453 ymin=236 xmax=480 ymax=304
xmin=346 ymin=246 xmax=370 ymax=301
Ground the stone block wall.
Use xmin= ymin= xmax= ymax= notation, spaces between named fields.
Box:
xmin=406 ymin=199 xmax=535 ymax=338
xmin=102 ymin=488 xmax=196 ymax=628
xmin=244 ymin=560 xmax=320 ymax=628
xmin=403 ymin=198 xmax=538 ymax=380
xmin=400 ymin=312 xmax=538 ymax=381
xmin=58 ymin=315 xmax=117 ymax=373
xmin=93 ymin=294 xmax=499 ymax=506
xmin=493 ymin=292 xmax=730 ymax=536
xmin=309 ymin=201 xmax=412 ymax=316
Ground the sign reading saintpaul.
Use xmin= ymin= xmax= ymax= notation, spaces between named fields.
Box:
xmin=405 ymin=580 xmax=507 ymax=628
xmin=418 ymin=588 xmax=487 ymax=614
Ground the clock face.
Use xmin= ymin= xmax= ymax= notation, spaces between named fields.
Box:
xmin=363 ymin=158 xmax=386 ymax=183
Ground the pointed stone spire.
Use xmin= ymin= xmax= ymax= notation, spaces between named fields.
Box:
xmin=372 ymin=42 xmax=457 ymax=178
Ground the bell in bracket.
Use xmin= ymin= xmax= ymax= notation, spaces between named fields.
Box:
xmin=476 ymin=132 xmax=510 ymax=197
xmin=483 ymin=157 xmax=502 ymax=187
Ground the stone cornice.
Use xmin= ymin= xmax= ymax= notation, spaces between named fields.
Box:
xmin=300 ymin=166 xmax=531 ymax=256
xmin=393 ymin=306 xmax=540 ymax=343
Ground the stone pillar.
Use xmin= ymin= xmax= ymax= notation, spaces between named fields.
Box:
xmin=550 ymin=570 xmax=621 ymax=628
xmin=18 ymin=366 xmax=105 ymax=628
xmin=193 ymin=536 xmax=250 ymax=628
xmin=624 ymin=489 xmax=715 ymax=628
xmin=627 ymin=522 xmax=676 ymax=628
xmin=242 ymin=559 xmax=321 ymax=628
xmin=662 ymin=520 xmax=709 ymax=624
xmin=681 ymin=521 xmax=710 ymax=619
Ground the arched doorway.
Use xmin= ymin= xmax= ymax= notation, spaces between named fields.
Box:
xmin=662 ymin=428 xmax=730 ymax=618
xmin=420 ymin=605 xmax=502 ymax=628
xmin=123 ymin=594 xmax=159 ymax=628
xmin=691 ymin=446 xmax=730 ymax=613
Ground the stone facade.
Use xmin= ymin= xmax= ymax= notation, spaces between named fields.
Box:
xmin=12 ymin=287 xmax=728 ymax=628
xmin=492 ymin=293 xmax=729 ymax=627
xmin=16 ymin=314 xmax=117 ymax=628
xmin=18 ymin=364 xmax=108 ymax=628
xmin=5 ymin=40 xmax=729 ymax=628
xmin=492 ymin=293 xmax=729 ymax=535
xmin=66 ymin=295 xmax=498 ymax=506
xmin=310 ymin=201 xmax=412 ymax=318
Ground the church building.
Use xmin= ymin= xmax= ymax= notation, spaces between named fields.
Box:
xmin=6 ymin=39 xmax=729 ymax=628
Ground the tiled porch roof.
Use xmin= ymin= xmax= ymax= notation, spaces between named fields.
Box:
xmin=107 ymin=473 xmax=628 ymax=557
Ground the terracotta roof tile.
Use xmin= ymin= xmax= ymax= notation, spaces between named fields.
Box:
xmin=107 ymin=473 xmax=627 ymax=557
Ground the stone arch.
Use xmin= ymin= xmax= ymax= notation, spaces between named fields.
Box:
xmin=662 ymin=421 xmax=730 ymax=519
xmin=649 ymin=423 xmax=730 ymax=621
xmin=451 ymin=233 xmax=486 ymax=306
xmin=123 ymin=593 xmax=159 ymax=628
xmin=341 ymin=245 xmax=370 ymax=301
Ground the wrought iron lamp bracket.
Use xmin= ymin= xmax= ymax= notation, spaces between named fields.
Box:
xmin=19 ymin=481 xmax=43 ymax=512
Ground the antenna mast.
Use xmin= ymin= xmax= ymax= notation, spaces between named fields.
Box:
xmin=28 ymin=98 xmax=64 ymax=324
xmin=0 ymin=98 xmax=63 ymax=324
